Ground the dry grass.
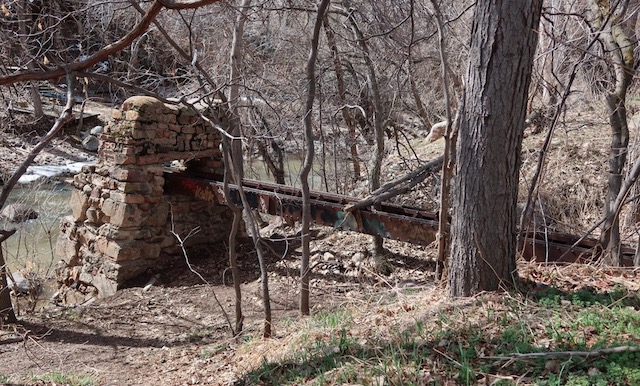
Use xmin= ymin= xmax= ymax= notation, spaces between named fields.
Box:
xmin=226 ymin=260 xmax=640 ymax=385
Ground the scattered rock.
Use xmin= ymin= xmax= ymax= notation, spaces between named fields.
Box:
xmin=7 ymin=271 xmax=31 ymax=294
xmin=323 ymin=252 xmax=334 ymax=261
xmin=82 ymin=135 xmax=100 ymax=152
xmin=90 ymin=125 xmax=104 ymax=135
xmin=6 ymin=271 xmax=41 ymax=295
xmin=351 ymin=251 xmax=366 ymax=263
xmin=1 ymin=203 xmax=38 ymax=222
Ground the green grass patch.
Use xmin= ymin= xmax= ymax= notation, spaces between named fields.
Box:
xmin=235 ymin=286 xmax=640 ymax=385
xmin=311 ymin=309 xmax=352 ymax=328
xmin=33 ymin=371 xmax=98 ymax=386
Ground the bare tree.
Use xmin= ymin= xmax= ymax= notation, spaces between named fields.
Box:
xmin=323 ymin=14 xmax=361 ymax=179
xmin=300 ymin=0 xmax=331 ymax=316
xmin=345 ymin=7 xmax=388 ymax=265
xmin=590 ymin=0 xmax=636 ymax=266
xmin=449 ymin=0 xmax=542 ymax=296
xmin=16 ymin=0 xmax=43 ymax=119
xmin=427 ymin=0 xmax=456 ymax=281
xmin=227 ymin=0 xmax=253 ymax=334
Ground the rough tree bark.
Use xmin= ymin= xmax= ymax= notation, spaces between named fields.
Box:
xmin=449 ymin=0 xmax=542 ymax=296
xmin=300 ymin=0 xmax=331 ymax=316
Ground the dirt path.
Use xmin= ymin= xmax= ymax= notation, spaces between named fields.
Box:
xmin=0 ymin=230 xmax=437 ymax=385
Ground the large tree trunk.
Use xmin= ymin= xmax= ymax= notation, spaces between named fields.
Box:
xmin=449 ymin=0 xmax=542 ymax=297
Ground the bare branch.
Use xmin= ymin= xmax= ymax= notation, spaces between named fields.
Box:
xmin=0 ymin=72 xmax=76 ymax=209
xmin=0 ymin=0 xmax=222 ymax=86
xmin=346 ymin=155 xmax=444 ymax=212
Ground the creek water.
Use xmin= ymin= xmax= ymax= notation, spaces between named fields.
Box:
xmin=244 ymin=154 xmax=340 ymax=191
xmin=2 ymin=183 xmax=72 ymax=277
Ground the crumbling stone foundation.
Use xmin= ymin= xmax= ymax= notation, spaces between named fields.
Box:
xmin=56 ymin=96 xmax=230 ymax=298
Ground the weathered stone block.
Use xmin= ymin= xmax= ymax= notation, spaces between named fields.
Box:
xmin=108 ymin=191 xmax=146 ymax=204
xmin=125 ymin=110 xmax=141 ymax=122
xmin=144 ymin=202 xmax=170 ymax=227
xmin=120 ymin=181 xmax=152 ymax=194
xmin=100 ymin=198 xmax=168 ymax=228
xmin=95 ymin=236 xmax=161 ymax=262
xmin=56 ymin=235 xmax=79 ymax=264
xmin=100 ymin=151 xmax=136 ymax=166
xmin=97 ymin=223 xmax=167 ymax=242
xmin=79 ymin=271 xmax=118 ymax=297
xmin=156 ymin=137 xmax=177 ymax=146
xmin=85 ymin=207 xmax=101 ymax=224
xmin=131 ymin=129 xmax=152 ymax=140
xmin=178 ymin=114 xmax=195 ymax=125
xmin=109 ymin=167 xmax=150 ymax=183
xmin=101 ymin=199 xmax=140 ymax=227
xmin=70 ymin=190 xmax=89 ymax=221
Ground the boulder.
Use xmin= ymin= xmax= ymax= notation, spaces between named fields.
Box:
xmin=82 ymin=135 xmax=100 ymax=152
xmin=1 ymin=203 xmax=38 ymax=222
xmin=6 ymin=271 xmax=37 ymax=294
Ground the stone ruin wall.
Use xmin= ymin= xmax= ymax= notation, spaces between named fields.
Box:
xmin=55 ymin=96 xmax=231 ymax=299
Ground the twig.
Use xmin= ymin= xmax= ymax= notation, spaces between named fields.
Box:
xmin=168 ymin=206 xmax=235 ymax=334
xmin=518 ymin=9 xmax=616 ymax=248
xmin=0 ymin=328 xmax=29 ymax=345
xmin=345 ymin=155 xmax=444 ymax=212
xmin=485 ymin=345 xmax=640 ymax=361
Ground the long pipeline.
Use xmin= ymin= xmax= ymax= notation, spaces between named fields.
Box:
xmin=163 ymin=171 xmax=635 ymax=266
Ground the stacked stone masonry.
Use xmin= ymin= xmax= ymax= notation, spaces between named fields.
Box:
xmin=56 ymin=96 xmax=231 ymax=298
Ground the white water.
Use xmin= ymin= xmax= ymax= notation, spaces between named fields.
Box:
xmin=18 ymin=161 xmax=93 ymax=184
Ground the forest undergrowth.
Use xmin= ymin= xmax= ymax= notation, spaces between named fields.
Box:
xmin=1 ymin=104 xmax=639 ymax=386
